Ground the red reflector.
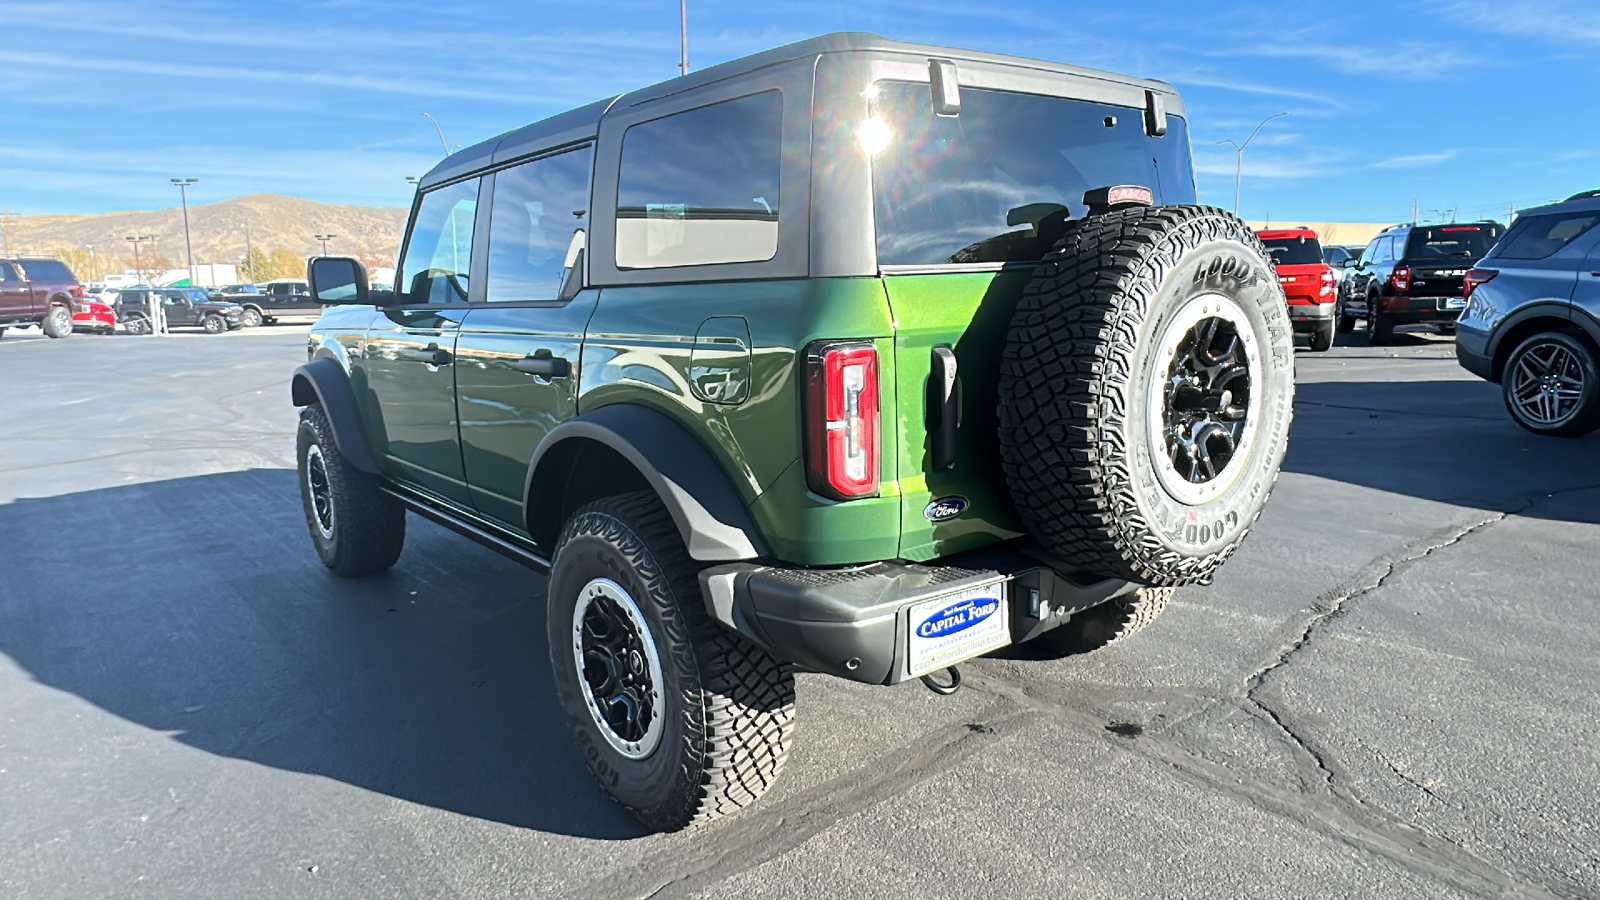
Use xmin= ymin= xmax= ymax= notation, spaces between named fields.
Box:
xmin=805 ymin=342 xmax=879 ymax=500
xmin=1463 ymin=268 xmax=1498 ymax=301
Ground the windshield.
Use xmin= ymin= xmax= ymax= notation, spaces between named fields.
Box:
xmin=869 ymin=82 xmax=1195 ymax=266
xmin=1263 ymin=236 xmax=1324 ymax=266
xmin=1403 ymin=225 xmax=1502 ymax=260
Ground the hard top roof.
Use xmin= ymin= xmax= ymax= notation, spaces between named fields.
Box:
xmin=419 ymin=31 xmax=1179 ymax=189
xmin=1518 ymin=190 xmax=1600 ymax=218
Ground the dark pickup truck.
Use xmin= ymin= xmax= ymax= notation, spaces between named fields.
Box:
xmin=0 ymin=258 xmax=83 ymax=339
xmin=222 ymin=280 xmax=326 ymax=326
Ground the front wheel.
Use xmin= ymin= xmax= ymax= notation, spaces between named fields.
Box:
xmin=241 ymin=307 xmax=263 ymax=327
xmin=1502 ymin=331 xmax=1600 ymax=437
xmin=1336 ymin=296 xmax=1356 ymax=334
xmin=547 ymin=491 xmax=795 ymax=831
xmin=42 ymin=305 xmax=73 ymax=338
xmin=296 ymin=405 xmax=406 ymax=575
xmin=202 ymin=314 xmax=227 ymax=334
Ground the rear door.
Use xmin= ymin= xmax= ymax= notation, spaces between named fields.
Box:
xmin=362 ymin=176 xmax=481 ymax=505
xmin=453 ymin=145 xmax=597 ymax=530
xmin=0 ymin=262 xmax=30 ymax=319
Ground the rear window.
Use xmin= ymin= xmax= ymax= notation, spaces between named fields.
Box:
xmin=1491 ymin=212 xmax=1600 ymax=260
xmin=1263 ymin=236 xmax=1324 ymax=266
xmin=19 ymin=259 xmax=76 ymax=282
xmin=1402 ymin=225 xmax=1502 ymax=261
xmin=869 ymin=83 xmax=1196 ymax=266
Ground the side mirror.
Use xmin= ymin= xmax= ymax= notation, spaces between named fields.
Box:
xmin=307 ymin=256 xmax=371 ymax=305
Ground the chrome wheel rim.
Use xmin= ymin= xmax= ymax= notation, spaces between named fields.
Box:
xmin=1510 ymin=341 xmax=1586 ymax=427
xmin=52 ymin=307 xmax=70 ymax=332
xmin=1147 ymin=293 xmax=1263 ymax=505
xmin=304 ymin=444 xmax=335 ymax=539
xmin=571 ymin=577 xmax=664 ymax=760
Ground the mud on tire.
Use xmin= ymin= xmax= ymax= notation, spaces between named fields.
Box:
xmin=547 ymin=491 xmax=795 ymax=832
xmin=998 ymin=205 xmax=1294 ymax=586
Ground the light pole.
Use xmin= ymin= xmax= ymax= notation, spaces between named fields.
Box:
xmin=171 ymin=178 xmax=199 ymax=286
xmin=679 ymin=0 xmax=688 ymax=75
xmin=421 ymin=113 xmax=450 ymax=156
xmin=1215 ymin=112 xmax=1288 ymax=216
xmin=314 ymin=234 xmax=335 ymax=256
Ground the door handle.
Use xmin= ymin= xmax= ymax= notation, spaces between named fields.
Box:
xmin=515 ymin=355 xmax=571 ymax=377
xmin=407 ymin=347 xmax=452 ymax=366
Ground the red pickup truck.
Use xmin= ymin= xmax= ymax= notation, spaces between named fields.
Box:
xmin=0 ymin=258 xmax=83 ymax=339
xmin=1257 ymin=228 xmax=1337 ymax=352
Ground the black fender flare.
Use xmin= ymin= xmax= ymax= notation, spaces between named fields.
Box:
xmin=525 ymin=404 xmax=769 ymax=562
xmin=289 ymin=357 xmax=381 ymax=474
xmin=1486 ymin=302 xmax=1596 ymax=377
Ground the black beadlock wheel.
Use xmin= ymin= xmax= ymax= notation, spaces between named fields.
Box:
xmin=295 ymin=404 xmax=405 ymax=576
xmin=547 ymin=491 xmax=795 ymax=832
xmin=1032 ymin=586 xmax=1176 ymax=656
xmin=1501 ymin=331 xmax=1600 ymax=437
xmin=998 ymin=205 xmax=1295 ymax=586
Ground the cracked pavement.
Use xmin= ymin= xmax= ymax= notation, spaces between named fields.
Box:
xmin=2 ymin=327 xmax=1597 ymax=898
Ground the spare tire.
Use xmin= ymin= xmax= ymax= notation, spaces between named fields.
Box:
xmin=998 ymin=205 xmax=1293 ymax=586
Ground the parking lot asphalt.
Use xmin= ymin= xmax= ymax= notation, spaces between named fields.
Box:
xmin=2 ymin=325 xmax=1598 ymax=899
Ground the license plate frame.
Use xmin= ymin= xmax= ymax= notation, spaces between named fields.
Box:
xmin=906 ymin=580 xmax=1010 ymax=678
xmin=1443 ymin=297 xmax=1466 ymax=310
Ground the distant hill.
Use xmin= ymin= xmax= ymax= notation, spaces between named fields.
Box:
xmin=4 ymin=194 xmax=408 ymax=276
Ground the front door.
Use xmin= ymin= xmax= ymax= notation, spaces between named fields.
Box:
xmin=361 ymin=176 xmax=481 ymax=505
xmin=453 ymin=146 xmax=596 ymax=532
xmin=159 ymin=290 xmax=198 ymax=327
xmin=0 ymin=263 xmax=30 ymax=320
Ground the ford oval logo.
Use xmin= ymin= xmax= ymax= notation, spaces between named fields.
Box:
xmin=923 ymin=495 xmax=969 ymax=522
xmin=916 ymin=596 xmax=1000 ymax=639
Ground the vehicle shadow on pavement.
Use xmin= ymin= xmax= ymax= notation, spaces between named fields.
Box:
xmin=1287 ymin=379 xmax=1600 ymax=523
xmin=0 ymin=469 xmax=646 ymax=840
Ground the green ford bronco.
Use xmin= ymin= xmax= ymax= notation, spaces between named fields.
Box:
xmin=293 ymin=33 xmax=1294 ymax=831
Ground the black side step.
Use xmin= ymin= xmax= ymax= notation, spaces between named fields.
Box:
xmin=383 ymin=487 xmax=551 ymax=573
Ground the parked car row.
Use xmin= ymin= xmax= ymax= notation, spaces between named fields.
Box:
xmin=3 ymin=272 xmax=326 ymax=338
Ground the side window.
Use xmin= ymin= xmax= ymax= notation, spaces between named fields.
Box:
xmin=1378 ymin=237 xmax=1396 ymax=263
xmin=615 ymin=91 xmax=782 ymax=269
xmin=396 ymin=178 xmax=480 ymax=305
xmin=0 ymin=264 xmax=17 ymax=283
xmin=1494 ymin=213 xmax=1600 ymax=260
xmin=1360 ymin=240 xmax=1379 ymax=266
xmin=485 ymin=146 xmax=593 ymax=302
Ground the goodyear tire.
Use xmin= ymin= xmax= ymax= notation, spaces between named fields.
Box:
xmin=999 ymin=205 xmax=1294 ymax=586
xmin=1033 ymin=586 xmax=1175 ymax=656
xmin=547 ymin=491 xmax=794 ymax=832
xmin=42 ymin=305 xmax=73 ymax=338
xmin=296 ymin=404 xmax=405 ymax=576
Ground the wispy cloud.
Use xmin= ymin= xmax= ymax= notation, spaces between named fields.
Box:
xmin=1431 ymin=0 xmax=1600 ymax=45
xmin=1370 ymin=151 xmax=1461 ymax=169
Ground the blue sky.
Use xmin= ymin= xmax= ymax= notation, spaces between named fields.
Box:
xmin=4 ymin=0 xmax=1596 ymax=221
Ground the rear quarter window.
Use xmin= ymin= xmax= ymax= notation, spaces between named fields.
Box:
xmin=19 ymin=260 xmax=76 ymax=282
xmin=1492 ymin=212 xmax=1600 ymax=260
xmin=614 ymin=91 xmax=782 ymax=269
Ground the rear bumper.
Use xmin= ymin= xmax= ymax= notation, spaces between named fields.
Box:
xmin=699 ymin=546 xmax=1136 ymax=685
xmin=1288 ymin=302 xmax=1335 ymax=331
xmin=1377 ymin=296 xmax=1464 ymax=324
xmin=1455 ymin=331 xmax=1494 ymax=380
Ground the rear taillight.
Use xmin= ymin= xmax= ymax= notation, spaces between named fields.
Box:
xmin=1463 ymin=268 xmax=1498 ymax=301
xmin=1319 ymin=267 xmax=1336 ymax=297
xmin=71 ymin=285 xmax=83 ymax=301
xmin=1390 ymin=266 xmax=1411 ymax=293
xmin=805 ymin=341 xmax=880 ymax=500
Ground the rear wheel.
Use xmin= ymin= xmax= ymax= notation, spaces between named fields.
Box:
xmin=999 ymin=205 xmax=1295 ymax=586
xmin=42 ymin=305 xmax=72 ymax=338
xmin=1502 ymin=331 xmax=1600 ymax=437
xmin=1365 ymin=296 xmax=1394 ymax=344
xmin=1032 ymin=587 xmax=1175 ymax=656
xmin=1308 ymin=320 xmax=1335 ymax=352
xmin=202 ymin=314 xmax=227 ymax=334
xmin=123 ymin=316 xmax=150 ymax=336
xmin=296 ymin=404 xmax=406 ymax=575
xmin=547 ymin=491 xmax=795 ymax=831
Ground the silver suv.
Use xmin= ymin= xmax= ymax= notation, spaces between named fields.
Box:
xmin=1456 ymin=190 xmax=1600 ymax=436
